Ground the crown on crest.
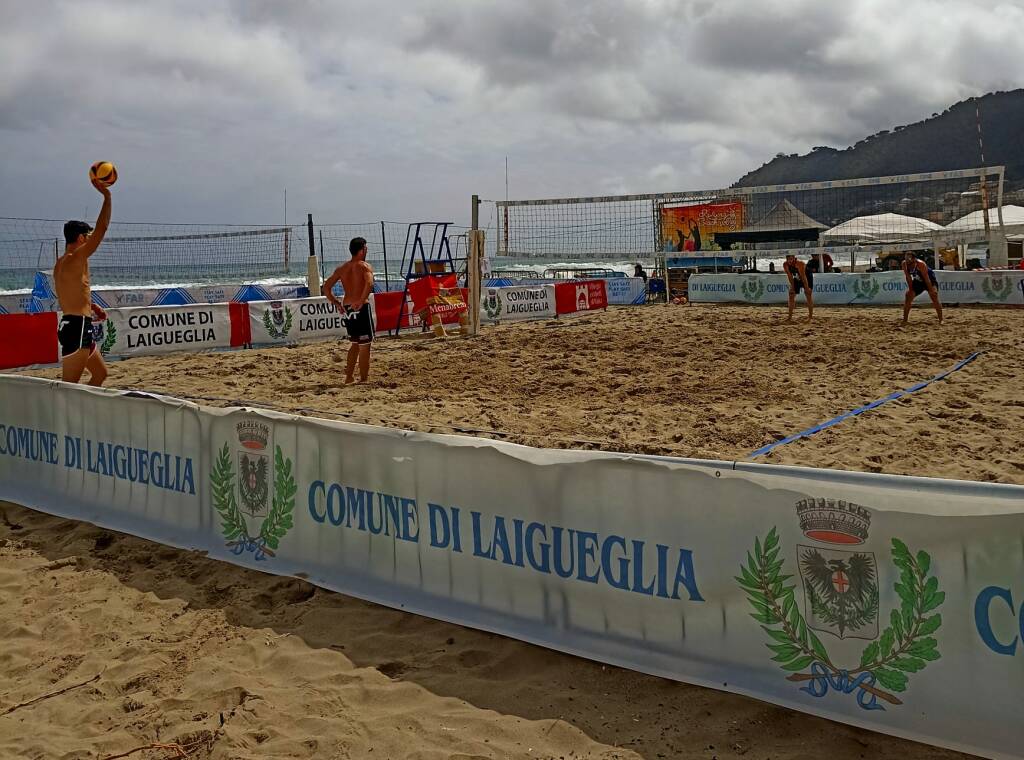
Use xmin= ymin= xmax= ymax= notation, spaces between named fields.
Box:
xmin=236 ymin=420 xmax=270 ymax=450
xmin=796 ymin=498 xmax=871 ymax=545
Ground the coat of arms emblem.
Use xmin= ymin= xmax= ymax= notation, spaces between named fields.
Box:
xmin=852 ymin=275 xmax=880 ymax=300
xmin=483 ymin=288 xmax=501 ymax=320
xmin=210 ymin=419 xmax=295 ymax=560
xmin=982 ymin=273 xmax=1013 ymax=302
xmin=741 ymin=276 xmax=765 ymax=302
xmin=263 ymin=301 xmax=293 ymax=338
xmin=737 ymin=499 xmax=944 ymax=711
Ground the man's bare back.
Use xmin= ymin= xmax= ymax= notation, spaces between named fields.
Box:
xmin=322 ymin=237 xmax=375 ymax=383
xmin=336 ymin=259 xmax=374 ymax=307
xmin=54 ymin=249 xmax=93 ymax=318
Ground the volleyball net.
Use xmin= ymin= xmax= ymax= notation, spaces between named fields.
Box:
xmin=490 ymin=166 xmax=1012 ymax=267
xmin=0 ymin=218 xmax=476 ymax=292
xmin=0 ymin=218 xmax=296 ymax=291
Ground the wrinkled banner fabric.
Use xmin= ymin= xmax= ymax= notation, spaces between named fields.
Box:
xmin=0 ymin=375 xmax=1022 ymax=759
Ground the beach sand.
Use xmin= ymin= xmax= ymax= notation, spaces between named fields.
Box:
xmin=4 ymin=303 xmax=1022 ymax=758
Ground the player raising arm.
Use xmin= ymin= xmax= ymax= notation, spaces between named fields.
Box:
xmin=54 ymin=176 xmax=112 ymax=385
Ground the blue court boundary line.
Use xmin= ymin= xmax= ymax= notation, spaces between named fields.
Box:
xmin=747 ymin=351 xmax=984 ymax=459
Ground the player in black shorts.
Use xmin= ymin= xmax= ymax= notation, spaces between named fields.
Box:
xmin=901 ymin=251 xmax=942 ymax=325
xmin=343 ymin=301 xmax=375 ymax=345
xmin=782 ymin=254 xmax=814 ymax=322
xmin=322 ymin=237 xmax=376 ymax=383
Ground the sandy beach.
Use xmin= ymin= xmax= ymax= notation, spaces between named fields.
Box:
xmin=4 ymin=303 xmax=1022 ymax=758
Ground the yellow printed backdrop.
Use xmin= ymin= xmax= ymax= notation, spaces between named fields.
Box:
xmin=661 ymin=202 xmax=744 ymax=252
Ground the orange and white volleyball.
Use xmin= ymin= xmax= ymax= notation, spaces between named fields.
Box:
xmin=89 ymin=161 xmax=118 ymax=187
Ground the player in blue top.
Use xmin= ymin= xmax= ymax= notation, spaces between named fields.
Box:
xmin=901 ymin=251 xmax=943 ymax=325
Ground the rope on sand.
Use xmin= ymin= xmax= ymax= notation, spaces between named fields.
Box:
xmin=746 ymin=351 xmax=984 ymax=460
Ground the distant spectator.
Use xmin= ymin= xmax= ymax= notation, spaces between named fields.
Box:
xmin=768 ymin=262 xmax=777 ymax=274
xmin=634 ymin=263 xmax=648 ymax=282
xmin=805 ymin=252 xmax=834 ymax=274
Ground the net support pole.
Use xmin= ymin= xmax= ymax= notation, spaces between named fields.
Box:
xmin=306 ymin=214 xmax=321 ymax=295
xmin=318 ymin=229 xmax=326 ymax=281
xmin=468 ymin=195 xmax=482 ymax=336
xmin=990 ymin=168 xmax=1009 ymax=267
xmin=381 ymin=221 xmax=390 ymax=292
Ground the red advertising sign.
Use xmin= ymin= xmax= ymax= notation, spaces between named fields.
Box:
xmin=554 ymin=280 xmax=608 ymax=315
xmin=0 ymin=312 xmax=58 ymax=369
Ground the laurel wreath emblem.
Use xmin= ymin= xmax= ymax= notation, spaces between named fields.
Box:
xmin=982 ymin=276 xmax=1013 ymax=302
xmin=484 ymin=293 xmax=501 ymax=320
xmin=211 ymin=442 xmax=295 ymax=560
xmin=263 ymin=306 xmax=294 ymax=339
xmin=99 ymin=321 xmax=117 ymax=355
xmin=741 ymin=278 xmax=765 ymax=302
xmin=737 ymin=528 xmax=944 ymax=710
xmin=853 ymin=276 xmax=879 ymax=300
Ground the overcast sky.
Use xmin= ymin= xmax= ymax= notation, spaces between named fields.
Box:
xmin=2 ymin=0 xmax=1022 ymax=226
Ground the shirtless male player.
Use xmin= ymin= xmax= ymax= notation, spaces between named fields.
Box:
xmin=901 ymin=251 xmax=943 ymax=325
xmin=782 ymin=254 xmax=814 ymax=323
xmin=54 ymin=178 xmax=111 ymax=385
xmin=322 ymin=237 xmax=376 ymax=383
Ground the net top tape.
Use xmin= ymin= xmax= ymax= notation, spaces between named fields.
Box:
xmin=494 ymin=166 xmax=1006 ymax=208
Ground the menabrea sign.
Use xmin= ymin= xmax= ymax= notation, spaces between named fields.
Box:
xmin=692 ymin=271 xmax=1024 ymax=306
xmin=94 ymin=303 xmax=232 ymax=357
xmin=480 ymin=284 xmax=556 ymax=322
xmin=246 ymin=296 xmax=374 ymax=345
xmin=1 ymin=375 xmax=1023 ymax=758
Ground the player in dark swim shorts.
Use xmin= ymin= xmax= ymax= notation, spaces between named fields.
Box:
xmin=901 ymin=251 xmax=943 ymax=325
xmin=322 ymin=236 xmax=376 ymax=383
xmin=782 ymin=254 xmax=814 ymax=322
xmin=57 ymin=313 xmax=97 ymax=357
xmin=343 ymin=302 xmax=375 ymax=345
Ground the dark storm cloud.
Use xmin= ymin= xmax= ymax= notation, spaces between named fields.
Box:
xmin=0 ymin=0 xmax=1021 ymax=222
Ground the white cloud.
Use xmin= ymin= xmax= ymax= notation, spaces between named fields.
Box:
xmin=0 ymin=0 xmax=1020 ymax=224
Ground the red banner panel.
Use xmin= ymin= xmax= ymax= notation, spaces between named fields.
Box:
xmin=0 ymin=312 xmax=59 ymax=369
xmin=554 ymin=280 xmax=608 ymax=315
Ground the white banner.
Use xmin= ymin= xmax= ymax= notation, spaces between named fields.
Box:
xmin=29 ymin=271 xmax=308 ymax=313
xmin=94 ymin=303 xmax=233 ymax=357
xmin=0 ymin=292 xmax=33 ymax=315
xmin=602 ymin=277 xmax=648 ymax=305
xmin=1 ymin=375 xmax=1023 ymax=759
xmin=247 ymin=296 xmax=377 ymax=346
xmin=481 ymin=284 xmax=556 ymax=322
xmin=690 ymin=270 xmax=1024 ymax=306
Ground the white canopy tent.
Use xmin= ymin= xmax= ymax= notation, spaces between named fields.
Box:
xmin=821 ymin=213 xmax=944 ymax=244
xmin=945 ymin=205 xmax=1024 ymax=241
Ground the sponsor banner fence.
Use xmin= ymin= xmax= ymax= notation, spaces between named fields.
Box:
xmin=247 ymin=296 xmax=375 ymax=346
xmin=0 ymin=292 xmax=34 ymax=315
xmin=481 ymin=284 xmax=556 ymax=322
xmin=0 ymin=313 xmax=58 ymax=370
xmin=28 ymin=271 xmax=309 ymax=313
xmin=690 ymin=271 xmax=1024 ymax=306
xmin=94 ymin=302 xmax=234 ymax=358
xmin=554 ymin=280 xmax=609 ymax=314
xmin=484 ymin=278 xmax=645 ymax=306
xmin=1 ymin=375 xmax=1022 ymax=758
